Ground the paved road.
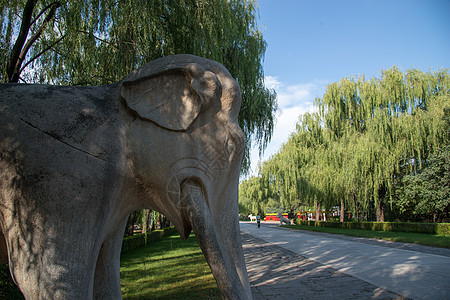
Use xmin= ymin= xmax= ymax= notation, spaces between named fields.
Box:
xmin=240 ymin=222 xmax=450 ymax=300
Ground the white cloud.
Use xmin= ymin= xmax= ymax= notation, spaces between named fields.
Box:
xmin=246 ymin=77 xmax=327 ymax=177
xmin=277 ymin=83 xmax=315 ymax=108
xmin=264 ymin=75 xmax=282 ymax=90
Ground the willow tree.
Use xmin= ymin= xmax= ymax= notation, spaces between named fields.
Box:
xmin=258 ymin=112 xmax=331 ymax=215
xmin=1 ymin=0 xmax=276 ymax=171
xmin=250 ymin=67 xmax=449 ymax=222
xmin=315 ymin=67 xmax=450 ymax=221
xmin=238 ymin=176 xmax=266 ymax=215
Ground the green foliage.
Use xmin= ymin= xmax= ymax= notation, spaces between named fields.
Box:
xmin=1 ymin=0 xmax=277 ymax=172
xmin=294 ymin=220 xmax=450 ymax=236
xmin=239 ymin=176 xmax=264 ymax=214
xmin=241 ymin=67 xmax=450 ymax=222
xmin=396 ymin=145 xmax=450 ymax=220
xmin=122 ymin=227 xmax=178 ymax=253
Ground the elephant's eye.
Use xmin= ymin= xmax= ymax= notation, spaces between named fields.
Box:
xmin=225 ymin=139 xmax=235 ymax=156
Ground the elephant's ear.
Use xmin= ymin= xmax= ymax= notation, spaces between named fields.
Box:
xmin=121 ymin=67 xmax=220 ymax=131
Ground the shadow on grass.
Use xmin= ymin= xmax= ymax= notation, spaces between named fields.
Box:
xmin=120 ymin=234 xmax=221 ymax=299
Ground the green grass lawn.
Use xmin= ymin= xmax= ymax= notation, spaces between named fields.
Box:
xmin=120 ymin=233 xmax=220 ymax=299
xmin=282 ymin=224 xmax=450 ymax=248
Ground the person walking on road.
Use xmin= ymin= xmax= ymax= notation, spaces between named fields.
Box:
xmin=256 ymin=214 xmax=261 ymax=228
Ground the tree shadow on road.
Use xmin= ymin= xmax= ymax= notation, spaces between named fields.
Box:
xmin=241 ymin=233 xmax=408 ymax=300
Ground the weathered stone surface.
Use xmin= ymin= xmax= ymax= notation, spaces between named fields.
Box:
xmin=0 ymin=54 xmax=251 ymax=299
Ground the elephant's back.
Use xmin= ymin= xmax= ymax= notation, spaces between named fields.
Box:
xmin=0 ymin=83 xmax=124 ymax=228
xmin=0 ymin=83 xmax=121 ymax=162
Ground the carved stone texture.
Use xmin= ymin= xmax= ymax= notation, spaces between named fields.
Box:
xmin=0 ymin=54 xmax=252 ymax=300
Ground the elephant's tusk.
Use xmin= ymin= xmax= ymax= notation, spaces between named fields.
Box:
xmin=180 ymin=179 xmax=251 ymax=300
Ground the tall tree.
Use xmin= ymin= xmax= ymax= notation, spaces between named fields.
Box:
xmin=239 ymin=176 xmax=262 ymax=215
xmin=246 ymin=67 xmax=449 ymax=222
xmin=314 ymin=67 xmax=449 ymax=221
xmin=1 ymin=0 xmax=277 ymax=172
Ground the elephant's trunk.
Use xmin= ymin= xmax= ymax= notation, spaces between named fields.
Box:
xmin=180 ymin=180 xmax=252 ymax=300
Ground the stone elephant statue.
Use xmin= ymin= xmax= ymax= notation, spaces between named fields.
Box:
xmin=276 ymin=213 xmax=291 ymax=225
xmin=0 ymin=54 xmax=251 ymax=299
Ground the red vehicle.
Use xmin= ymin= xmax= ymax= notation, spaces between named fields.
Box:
xmin=264 ymin=213 xmax=289 ymax=221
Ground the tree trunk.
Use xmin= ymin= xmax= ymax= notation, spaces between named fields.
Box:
xmin=6 ymin=0 xmax=35 ymax=82
xmin=315 ymin=200 xmax=321 ymax=221
xmin=340 ymin=198 xmax=345 ymax=222
xmin=6 ymin=0 xmax=61 ymax=82
xmin=376 ymin=184 xmax=386 ymax=222
xmin=159 ymin=214 xmax=170 ymax=229
xmin=356 ymin=202 xmax=362 ymax=221
xmin=151 ymin=211 xmax=159 ymax=230
xmin=376 ymin=201 xmax=385 ymax=222
xmin=126 ymin=213 xmax=136 ymax=236
xmin=142 ymin=209 xmax=151 ymax=234
xmin=324 ymin=207 xmax=330 ymax=221
xmin=353 ymin=191 xmax=362 ymax=222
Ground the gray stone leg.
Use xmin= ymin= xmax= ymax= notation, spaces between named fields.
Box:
xmin=6 ymin=233 xmax=97 ymax=299
xmin=93 ymin=220 xmax=127 ymax=300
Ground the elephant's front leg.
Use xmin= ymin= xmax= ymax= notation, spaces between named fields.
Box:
xmin=93 ymin=219 xmax=128 ymax=300
xmin=4 ymin=227 xmax=99 ymax=299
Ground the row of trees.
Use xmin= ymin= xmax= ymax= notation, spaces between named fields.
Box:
xmin=240 ymin=67 xmax=450 ymax=223
xmin=125 ymin=209 xmax=170 ymax=236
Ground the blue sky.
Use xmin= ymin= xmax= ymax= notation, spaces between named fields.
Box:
xmin=248 ymin=0 xmax=450 ymax=176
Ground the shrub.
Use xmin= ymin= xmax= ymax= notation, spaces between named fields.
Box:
xmin=294 ymin=219 xmax=450 ymax=235
xmin=122 ymin=227 xmax=179 ymax=253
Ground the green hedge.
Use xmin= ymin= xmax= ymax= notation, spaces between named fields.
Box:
xmin=121 ymin=227 xmax=179 ymax=253
xmin=294 ymin=220 xmax=450 ymax=235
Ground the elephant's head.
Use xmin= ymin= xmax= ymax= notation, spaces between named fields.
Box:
xmin=120 ymin=55 xmax=251 ymax=299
